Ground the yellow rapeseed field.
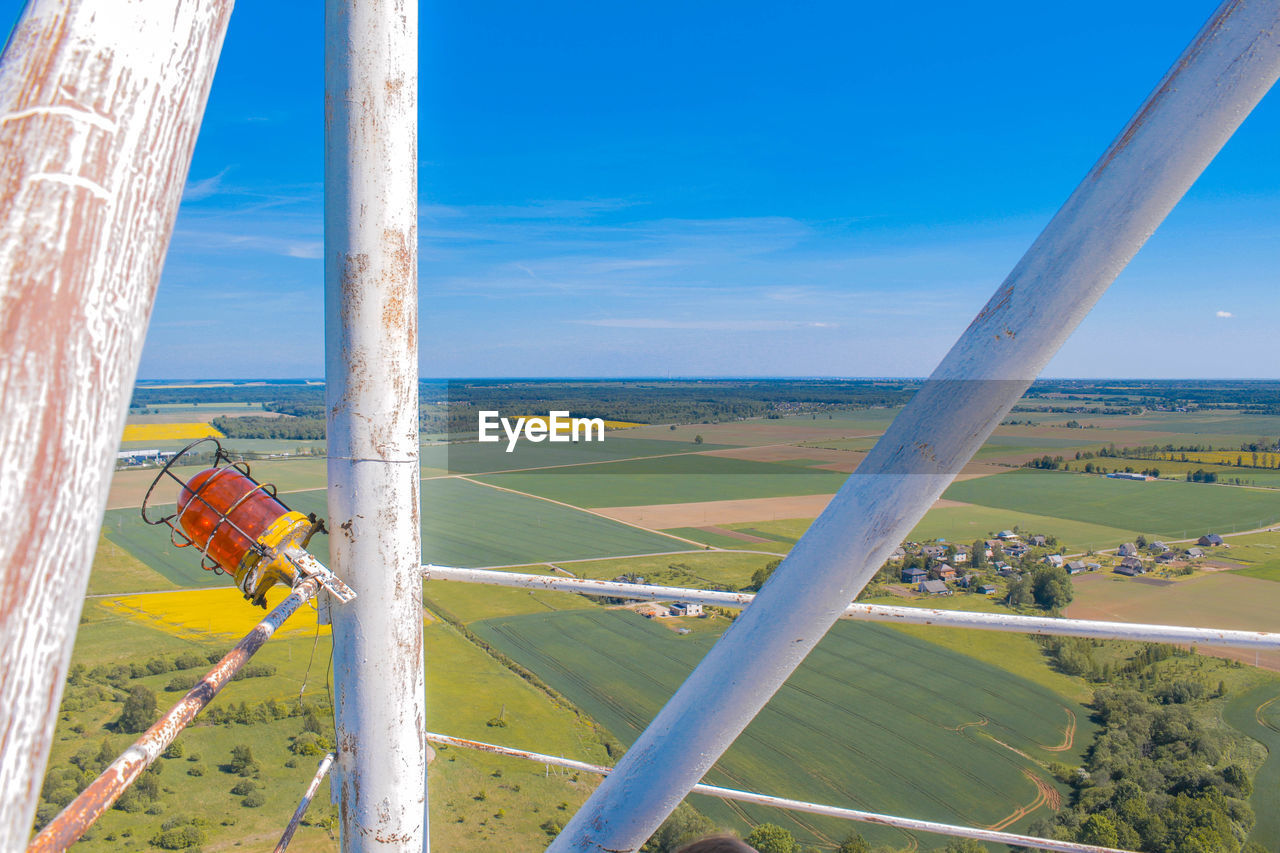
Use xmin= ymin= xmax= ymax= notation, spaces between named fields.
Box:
xmin=121 ymin=422 xmax=224 ymax=442
xmin=1155 ymin=450 xmax=1280 ymax=469
xmin=102 ymin=587 xmax=328 ymax=641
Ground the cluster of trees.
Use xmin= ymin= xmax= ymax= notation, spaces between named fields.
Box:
xmin=429 ymin=379 xmax=920 ymax=435
xmin=641 ymin=811 xmax=988 ymax=853
xmin=1186 ymin=469 xmax=1220 ymax=483
xmin=1006 ymin=564 xmax=1073 ymax=611
xmin=1019 ymin=647 xmax=1260 ymax=853
xmin=211 ymin=414 xmax=325 ymax=440
xmin=1024 ymin=455 xmax=1066 ymax=470
xmin=641 ymin=811 xmax=905 ymax=853
xmin=1024 ymin=379 xmax=1280 ymax=411
xmin=745 ymin=558 xmax=783 ymax=591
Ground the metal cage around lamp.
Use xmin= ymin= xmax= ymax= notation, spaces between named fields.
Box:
xmin=141 ymin=438 xmax=354 ymax=607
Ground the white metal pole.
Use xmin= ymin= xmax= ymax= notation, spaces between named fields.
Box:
xmin=426 ymin=733 xmax=1134 ymax=853
xmin=423 ymin=565 xmax=1280 ymax=649
xmin=0 ymin=2 xmax=232 ymax=845
xmin=551 ymin=3 xmax=1280 ymax=850
xmin=325 ymin=0 xmax=425 ymax=849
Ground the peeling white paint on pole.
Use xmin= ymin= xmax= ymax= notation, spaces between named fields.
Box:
xmin=551 ymin=3 xmax=1280 ymax=850
xmin=423 ymin=565 xmax=1280 ymax=649
xmin=0 ymin=1 xmax=232 ymax=846
xmin=324 ymin=0 xmax=425 ymax=850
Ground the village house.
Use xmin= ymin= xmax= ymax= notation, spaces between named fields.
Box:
xmin=1198 ymin=533 xmax=1224 ymax=547
xmin=976 ymin=582 xmax=998 ymax=595
xmin=922 ymin=544 xmax=948 ymax=559
xmin=997 ymin=530 xmax=1018 ymax=541
xmin=1065 ymin=560 xmax=1087 ymax=574
xmin=919 ymin=579 xmax=951 ymax=595
xmin=1186 ymin=547 xmax=1204 ymax=558
xmin=1115 ymin=556 xmax=1145 ymax=576
xmin=1004 ymin=544 xmax=1030 ymax=558
xmin=1154 ymin=551 xmax=1177 ymax=565
xmin=670 ymin=602 xmax=704 ymax=617
xmin=1117 ymin=543 xmax=1139 ymax=557
xmin=1149 ymin=540 xmax=1169 ymax=553
xmin=1029 ymin=535 xmax=1048 ymax=547
xmin=1043 ymin=554 xmax=1064 ymax=568
xmin=955 ymin=573 xmax=977 ymax=588
xmin=902 ymin=566 xmax=926 ymax=584
xmin=935 ymin=563 xmax=957 ymax=580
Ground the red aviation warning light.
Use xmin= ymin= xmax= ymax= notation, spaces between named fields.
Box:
xmin=142 ymin=438 xmax=355 ymax=607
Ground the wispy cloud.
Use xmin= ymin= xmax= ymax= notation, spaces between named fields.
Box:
xmin=171 ymin=228 xmax=322 ymax=260
xmin=1216 ymin=310 xmax=1233 ymax=318
xmin=182 ymin=167 xmax=232 ymax=202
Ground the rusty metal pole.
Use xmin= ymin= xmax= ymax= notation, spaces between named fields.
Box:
xmin=325 ymin=0 xmax=425 ymax=850
xmin=550 ymin=2 xmax=1280 ymax=850
xmin=28 ymin=580 xmax=319 ymax=852
xmin=0 ymin=1 xmax=232 ymax=846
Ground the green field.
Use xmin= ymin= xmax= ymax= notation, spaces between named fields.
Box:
xmin=275 ymin=480 xmax=688 ymax=567
xmin=103 ymin=478 xmax=687 ymax=581
xmin=1214 ymin=531 xmax=1280 ymax=583
xmin=944 ymin=469 xmax=1280 ymax=539
xmin=551 ymin=551 xmax=782 ymax=589
xmin=480 ymin=455 xmax=849 ymax=508
xmin=100 ymin=510 xmax=234 ymax=589
xmin=421 ymin=436 xmax=732 ymax=475
xmin=674 ymin=502 xmax=1143 ymax=554
xmin=1224 ymin=683 xmax=1280 ymax=851
xmin=661 ymin=527 xmax=788 ymax=552
xmin=473 ymin=609 xmax=1090 ymax=849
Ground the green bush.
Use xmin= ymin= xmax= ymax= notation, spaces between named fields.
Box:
xmin=116 ymin=686 xmax=157 ymax=734
xmin=150 ymin=820 xmax=206 ymax=850
xmin=290 ymin=732 xmax=331 ymax=756
xmin=241 ymin=789 xmax=267 ymax=808
xmin=745 ymin=823 xmax=797 ymax=853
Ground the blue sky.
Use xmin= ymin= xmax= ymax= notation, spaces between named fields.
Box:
xmin=6 ymin=1 xmax=1279 ymax=378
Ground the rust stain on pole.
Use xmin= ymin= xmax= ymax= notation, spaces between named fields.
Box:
xmin=27 ymin=580 xmax=318 ymax=852
xmin=0 ymin=1 xmax=234 ymax=846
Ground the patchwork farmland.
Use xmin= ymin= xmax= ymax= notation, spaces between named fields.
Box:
xmin=943 ymin=468 xmax=1280 ymax=539
xmin=52 ymin=381 xmax=1280 ymax=850
xmin=472 ymin=608 xmax=1091 ymax=849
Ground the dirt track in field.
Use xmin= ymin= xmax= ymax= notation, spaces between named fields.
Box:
xmin=596 ymin=494 xmax=973 ymax=528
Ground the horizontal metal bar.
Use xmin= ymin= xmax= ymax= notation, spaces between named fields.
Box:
xmin=28 ymin=579 xmax=321 ymax=852
xmin=424 ymin=732 xmax=1133 ymax=853
xmin=424 ymin=565 xmax=1280 ymax=649
xmin=275 ymin=752 xmax=336 ymax=853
